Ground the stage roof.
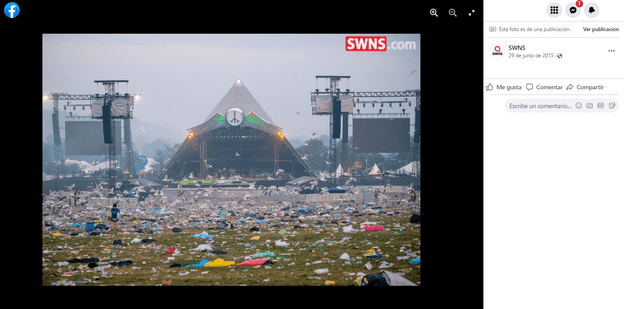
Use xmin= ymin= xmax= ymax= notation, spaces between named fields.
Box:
xmin=202 ymin=80 xmax=275 ymax=125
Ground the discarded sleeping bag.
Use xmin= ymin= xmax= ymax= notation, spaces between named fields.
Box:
xmin=237 ymin=257 xmax=270 ymax=266
xmin=364 ymin=225 xmax=384 ymax=231
xmin=353 ymin=271 xmax=418 ymax=286
xmin=409 ymin=214 xmax=420 ymax=224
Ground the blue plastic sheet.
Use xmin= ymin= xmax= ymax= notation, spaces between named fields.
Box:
xmin=190 ymin=259 xmax=210 ymax=267
xmin=193 ymin=232 xmax=215 ymax=239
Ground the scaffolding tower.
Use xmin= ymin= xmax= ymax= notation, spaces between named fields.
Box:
xmin=44 ymin=80 xmax=140 ymax=188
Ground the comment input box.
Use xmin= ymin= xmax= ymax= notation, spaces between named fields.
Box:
xmin=505 ymin=98 xmax=618 ymax=112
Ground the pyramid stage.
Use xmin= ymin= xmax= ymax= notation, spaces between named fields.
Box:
xmin=160 ymin=80 xmax=313 ymax=181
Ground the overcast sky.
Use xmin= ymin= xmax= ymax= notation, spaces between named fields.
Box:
xmin=42 ymin=33 xmax=420 ymax=142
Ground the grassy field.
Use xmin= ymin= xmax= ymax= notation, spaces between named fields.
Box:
xmin=42 ymin=203 xmax=420 ymax=286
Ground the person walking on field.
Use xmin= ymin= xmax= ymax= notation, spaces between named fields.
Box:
xmin=110 ymin=203 xmax=121 ymax=231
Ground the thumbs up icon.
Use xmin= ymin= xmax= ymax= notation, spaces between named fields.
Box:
xmin=486 ymin=83 xmax=493 ymax=91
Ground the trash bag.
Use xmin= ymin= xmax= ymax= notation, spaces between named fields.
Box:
xmin=409 ymin=214 xmax=420 ymax=224
xmin=250 ymin=226 xmax=260 ymax=232
xmin=363 ymin=272 xmax=388 ymax=286
xmin=67 ymin=257 xmax=100 ymax=264
xmin=194 ymin=244 xmax=212 ymax=252
xmin=109 ymin=259 xmax=133 ymax=267
xmin=94 ymin=224 xmax=110 ymax=231
xmin=170 ymin=263 xmax=187 ymax=268
xmin=215 ymin=222 xmax=229 ymax=229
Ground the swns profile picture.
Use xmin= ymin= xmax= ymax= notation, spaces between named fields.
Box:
xmin=491 ymin=44 xmax=504 ymax=59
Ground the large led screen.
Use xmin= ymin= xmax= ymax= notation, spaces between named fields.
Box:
xmin=65 ymin=121 xmax=121 ymax=156
xmin=352 ymin=118 xmax=410 ymax=153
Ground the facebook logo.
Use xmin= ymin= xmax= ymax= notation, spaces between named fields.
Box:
xmin=4 ymin=2 xmax=20 ymax=18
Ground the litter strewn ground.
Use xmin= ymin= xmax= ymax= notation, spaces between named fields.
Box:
xmin=42 ymin=188 xmax=420 ymax=286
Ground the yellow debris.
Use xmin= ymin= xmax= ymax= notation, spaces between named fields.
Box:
xmin=204 ymin=258 xmax=235 ymax=267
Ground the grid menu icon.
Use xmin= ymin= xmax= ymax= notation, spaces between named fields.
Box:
xmin=550 ymin=5 xmax=559 ymax=14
